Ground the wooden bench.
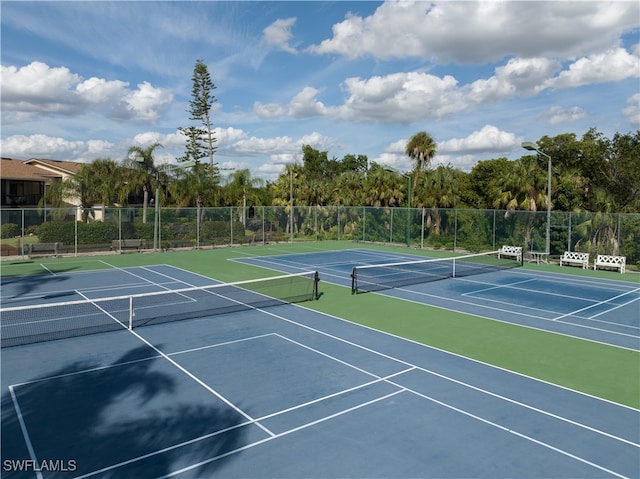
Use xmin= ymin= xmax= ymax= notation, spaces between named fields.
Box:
xmin=112 ymin=239 xmax=143 ymax=253
xmin=560 ymin=251 xmax=589 ymax=269
xmin=498 ymin=245 xmax=522 ymax=262
xmin=28 ymin=242 xmax=63 ymax=259
xmin=593 ymin=255 xmax=626 ymax=273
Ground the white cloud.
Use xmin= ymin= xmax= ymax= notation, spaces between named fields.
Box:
xmin=254 ymin=43 xmax=637 ymax=125
xmin=369 ymin=152 xmax=409 ymax=171
xmin=1 ymin=62 xmax=82 ymax=115
xmin=338 ymin=72 xmax=464 ymax=123
xmin=215 ymin=127 xmax=247 ymax=145
xmin=307 ymin=1 xmax=639 ymax=63
xmin=75 ymin=76 xmax=128 ymax=104
xmin=263 ymin=17 xmax=297 ymax=53
xmin=1 ymin=62 xmax=173 ymax=123
xmin=0 ymin=134 xmax=110 ymax=161
xmin=540 ymin=106 xmax=587 ymax=126
xmin=549 ymin=48 xmax=640 ymax=89
xmin=233 ymin=135 xmax=295 ymax=156
xmin=288 ymin=87 xmax=328 ymax=118
xmin=468 ymin=57 xmax=560 ymax=103
xmin=371 ymin=125 xmax=520 ymax=173
xmin=113 ymin=81 xmax=173 ymax=122
xmin=253 ymin=101 xmax=286 ymax=119
xmin=438 ymin=125 xmax=520 ymax=155
xmin=623 ymin=93 xmax=640 ymax=126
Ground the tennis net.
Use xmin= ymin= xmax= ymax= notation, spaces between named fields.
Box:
xmin=351 ymin=250 xmax=522 ymax=294
xmin=1 ymin=271 xmax=320 ymax=348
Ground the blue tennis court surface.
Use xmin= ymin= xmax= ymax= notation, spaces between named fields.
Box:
xmin=235 ymin=248 xmax=640 ymax=351
xmin=2 ymin=261 xmax=639 ymax=478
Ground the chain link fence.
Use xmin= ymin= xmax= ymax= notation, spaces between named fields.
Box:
xmin=2 ymin=206 xmax=639 ymax=268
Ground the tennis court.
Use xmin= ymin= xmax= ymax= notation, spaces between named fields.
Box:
xmin=1 ymin=244 xmax=639 ymax=478
xmin=235 ymin=248 xmax=640 ymax=351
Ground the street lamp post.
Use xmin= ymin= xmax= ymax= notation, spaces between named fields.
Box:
xmin=522 ymin=141 xmax=552 ymax=256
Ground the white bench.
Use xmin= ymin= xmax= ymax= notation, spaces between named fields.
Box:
xmin=594 ymin=255 xmax=626 ymax=274
xmin=498 ymin=245 xmax=522 ymax=262
xmin=560 ymin=251 xmax=589 ymax=269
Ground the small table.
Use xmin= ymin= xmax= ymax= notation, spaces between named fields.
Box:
xmin=527 ymin=251 xmax=549 ymax=264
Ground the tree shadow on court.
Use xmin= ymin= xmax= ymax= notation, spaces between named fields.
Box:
xmin=2 ymin=345 xmax=249 ymax=478
xmin=1 ymin=267 xmax=82 ymax=303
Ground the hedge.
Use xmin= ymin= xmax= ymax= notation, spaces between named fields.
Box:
xmin=37 ymin=220 xmax=245 ymax=245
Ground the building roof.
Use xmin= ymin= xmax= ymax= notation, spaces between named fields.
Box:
xmin=1 ymin=157 xmax=84 ymax=182
xmin=1 ymin=158 xmax=53 ymax=181
xmin=24 ymin=158 xmax=84 ymax=175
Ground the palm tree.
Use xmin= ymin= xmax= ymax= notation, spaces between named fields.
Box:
xmin=62 ymin=164 xmax=99 ymax=222
xmin=90 ymin=158 xmax=126 ymax=220
xmin=365 ymin=165 xmax=404 ymax=207
xmin=405 ymin=131 xmax=437 ymax=189
xmin=415 ymin=165 xmax=460 ymax=235
xmin=124 ymin=143 xmax=163 ymax=223
xmin=223 ymin=169 xmax=264 ymax=224
xmin=494 ymin=156 xmax=549 ymax=249
xmin=332 ymin=171 xmax=366 ymax=206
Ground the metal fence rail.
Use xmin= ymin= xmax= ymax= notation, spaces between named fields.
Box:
xmin=2 ymin=206 xmax=638 ymax=267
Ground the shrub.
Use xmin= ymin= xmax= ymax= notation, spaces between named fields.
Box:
xmin=0 ymin=223 xmax=20 ymax=238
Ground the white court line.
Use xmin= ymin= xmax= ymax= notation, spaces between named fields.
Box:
xmin=9 ymin=385 xmax=44 ymax=479
xmin=96 ymin=318 xmax=638 ymax=479
xmin=39 ymin=263 xmax=55 ymax=275
xmin=386 ymin=381 xmax=630 ymax=479
xmin=456 ymin=277 xmax=640 ymax=332
xmin=552 ymin=287 xmax=640 ymax=322
xmin=11 ymin=262 xmax=636 ymax=478
xmin=462 ymin=276 xmax=607 ymax=303
xmin=72 ymin=370 xmax=412 ymax=479
xmin=14 ymin=314 xmax=635 ymax=478
xmin=73 ymin=290 xmax=274 ymax=440
xmin=389 ymin=283 xmax=640 ymax=345
xmin=152 ymin=390 xmax=407 ymax=479
xmin=461 ymin=278 xmax=537 ymax=295
xmin=590 ymin=295 xmax=640 ymax=319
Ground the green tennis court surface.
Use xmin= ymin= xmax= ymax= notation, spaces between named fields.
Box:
xmin=1 ymin=242 xmax=638 ymax=478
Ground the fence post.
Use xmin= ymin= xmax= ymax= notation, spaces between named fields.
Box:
xmin=118 ymin=208 xmax=122 ymax=246
xmin=75 ymin=207 xmax=79 ymax=256
xmin=362 ymin=207 xmax=366 ymax=242
xmin=21 ymin=209 xmax=25 ymax=258
xmin=453 ymin=209 xmax=458 ymax=252
xmin=421 ymin=208 xmax=425 ymax=249
xmin=492 ymin=209 xmax=496 ymax=251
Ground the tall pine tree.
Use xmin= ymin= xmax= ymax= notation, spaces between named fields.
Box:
xmin=177 ymin=60 xmax=219 ymax=206
xmin=179 ymin=60 xmax=218 ymax=164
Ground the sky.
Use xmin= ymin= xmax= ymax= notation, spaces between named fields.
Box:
xmin=1 ymin=0 xmax=639 ymax=181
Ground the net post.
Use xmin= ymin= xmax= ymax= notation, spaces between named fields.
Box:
xmin=452 ymin=258 xmax=457 ymax=278
xmin=351 ymin=267 xmax=357 ymax=294
xmin=313 ymin=271 xmax=320 ymax=300
xmin=128 ymin=296 xmax=134 ymax=330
